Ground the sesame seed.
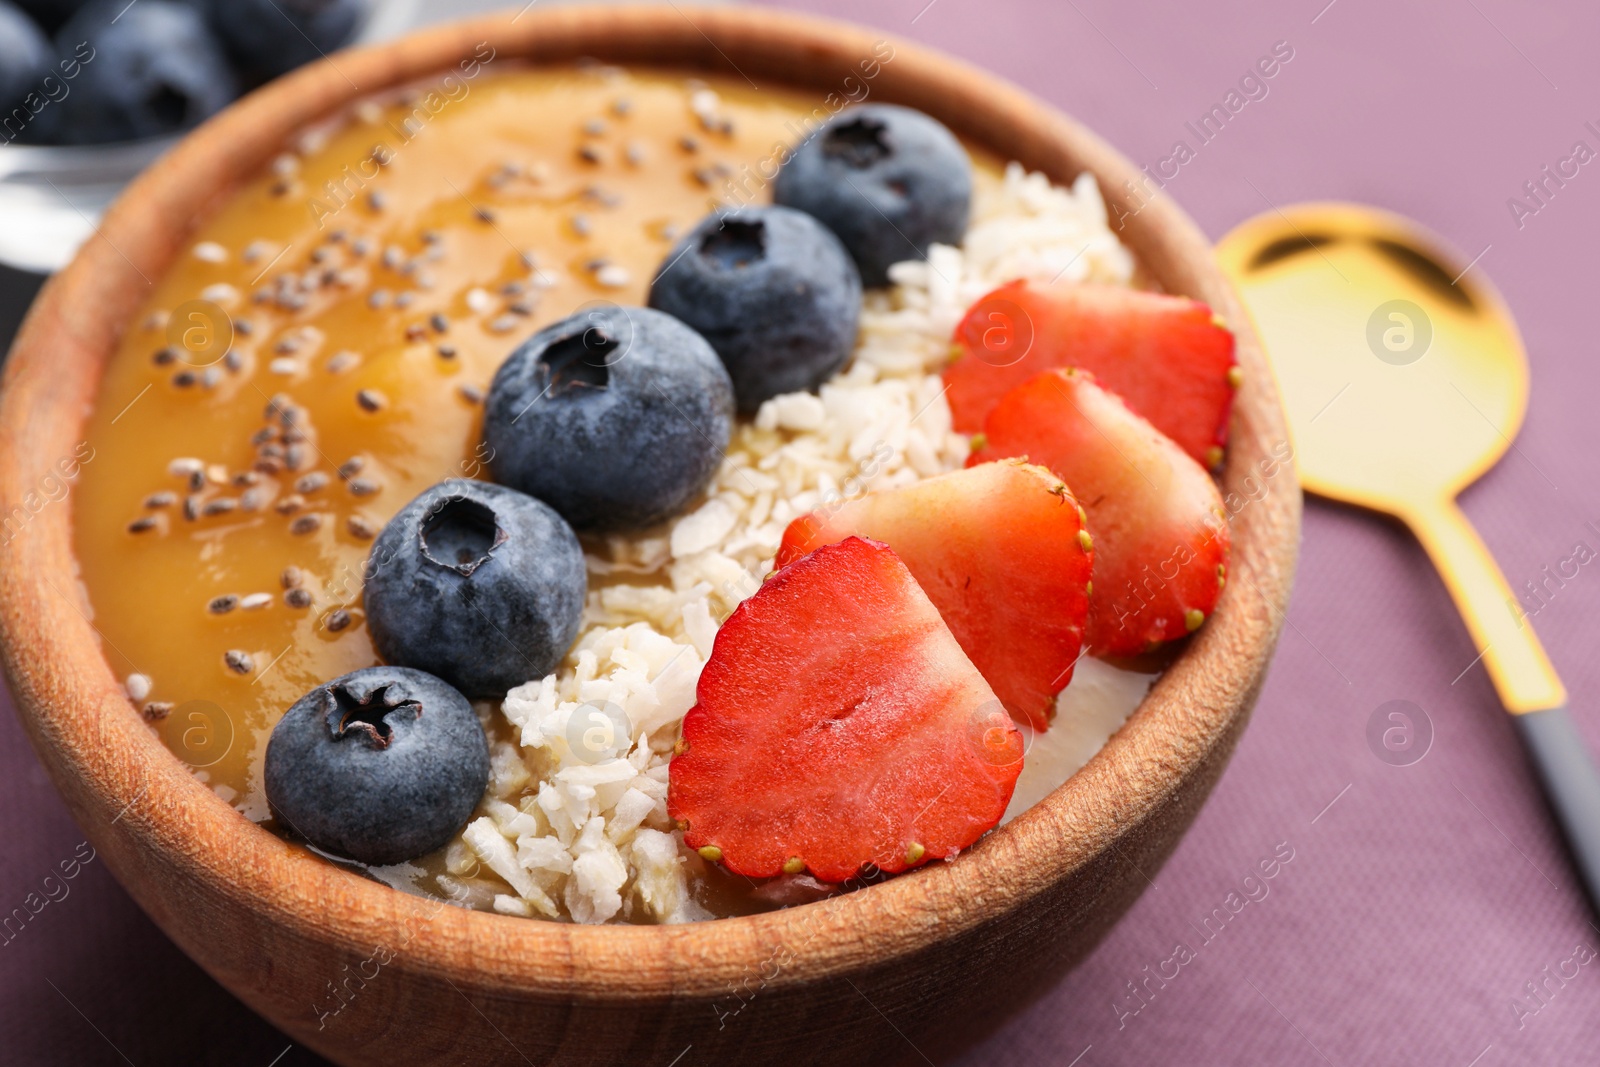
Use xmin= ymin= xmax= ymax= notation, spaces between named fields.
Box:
xmin=284 ymin=588 xmax=313 ymax=609
xmin=144 ymin=491 xmax=176 ymax=509
xmin=465 ymin=287 xmax=494 ymax=313
xmin=207 ymin=594 xmax=239 ymax=614
xmin=595 ymin=264 xmax=630 ymax=288
xmin=336 ymin=456 xmax=365 ymax=479
xmin=347 ymin=476 xmax=381 ymax=497
xmin=239 ymin=593 xmax=272 ymax=611
xmin=290 ymin=514 xmax=322 ymax=535
xmin=201 ymin=367 xmax=222 ymax=389
xmin=142 ymin=702 xmax=174 ymax=722
xmin=127 ymin=516 xmax=159 ymax=534
xmin=275 ymin=494 xmax=306 ymax=515
xmin=325 ymin=608 xmax=352 ymax=632
xmin=356 ymin=389 xmax=386 ymax=413
xmin=347 ymin=515 xmax=376 ymax=540
xmin=193 ymin=241 xmax=228 ymax=264
xmin=125 ymin=673 xmax=152 ymax=701
xmin=326 ymin=350 xmax=360 ymax=374
xmin=207 ymin=464 xmax=229 ymax=485
xmin=295 ymin=472 xmax=329 ymax=494
xmin=280 ymin=566 xmax=304 ymax=589
xmin=269 ymin=358 xmax=299 ymax=376
xmin=223 ymin=650 xmax=254 ymax=675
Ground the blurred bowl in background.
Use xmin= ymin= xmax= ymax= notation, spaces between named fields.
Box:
xmin=0 ymin=0 xmax=423 ymax=274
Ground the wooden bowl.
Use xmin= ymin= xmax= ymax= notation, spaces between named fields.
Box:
xmin=0 ymin=7 xmax=1299 ymax=1065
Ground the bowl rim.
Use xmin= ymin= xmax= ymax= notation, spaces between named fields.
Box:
xmin=0 ymin=3 xmax=1299 ymax=1004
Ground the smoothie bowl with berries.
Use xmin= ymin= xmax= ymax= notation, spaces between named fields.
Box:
xmin=0 ymin=8 xmax=1297 ymax=1065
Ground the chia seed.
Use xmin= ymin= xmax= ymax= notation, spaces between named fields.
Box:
xmin=275 ymin=494 xmax=306 ymax=515
xmin=336 ymin=456 xmax=365 ymax=479
xmin=347 ymin=515 xmax=376 ymax=540
xmin=201 ymin=498 xmax=237 ymax=517
xmin=290 ymin=513 xmax=322 ymax=535
xmin=127 ymin=516 xmax=159 ymax=534
xmin=347 ymin=476 xmax=381 ymax=497
xmin=284 ymin=587 xmax=313 ymax=609
xmin=325 ymin=608 xmax=352 ymax=632
xmin=142 ymin=702 xmax=174 ymax=722
xmin=294 ymin=472 xmax=329 ymax=495
xmin=223 ymin=650 xmax=254 ymax=675
xmin=144 ymin=491 xmax=176 ymax=509
xmin=356 ymin=389 xmax=386 ymax=412
xmin=207 ymin=594 xmax=239 ymax=614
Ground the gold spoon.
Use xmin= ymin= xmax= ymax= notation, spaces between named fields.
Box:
xmin=1217 ymin=203 xmax=1600 ymax=910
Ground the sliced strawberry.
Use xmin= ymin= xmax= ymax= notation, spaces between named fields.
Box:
xmin=944 ymin=280 xmax=1238 ymax=466
xmin=776 ymin=461 xmax=1091 ymax=732
xmin=970 ymin=370 xmax=1229 ymax=656
xmin=668 ymin=536 xmax=1023 ymax=882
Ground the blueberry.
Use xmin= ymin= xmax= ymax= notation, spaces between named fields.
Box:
xmin=774 ymin=104 xmax=973 ymax=287
xmin=204 ymin=0 xmax=366 ymax=83
xmin=0 ymin=2 xmax=50 ymax=113
xmin=483 ymin=305 xmax=735 ymax=532
xmin=363 ymin=479 xmax=585 ymax=699
xmin=13 ymin=0 xmax=89 ymax=33
xmin=647 ymin=206 xmax=862 ymax=412
xmin=265 ymin=666 xmax=489 ymax=866
xmin=34 ymin=1 xmax=236 ymax=145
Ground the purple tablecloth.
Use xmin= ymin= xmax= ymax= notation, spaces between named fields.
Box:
xmin=6 ymin=1 xmax=1600 ymax=1063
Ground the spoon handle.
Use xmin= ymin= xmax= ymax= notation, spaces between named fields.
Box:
xmin=1514 ymin=707 xmax=1600 ymax=911
xmin=1406 ymin=499 xmax=1600 ymax=911
xmin=1404 ymin=499 xmax=1566 ymax=713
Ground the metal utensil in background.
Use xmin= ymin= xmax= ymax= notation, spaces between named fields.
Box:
xmin=1218 ymin=203 xmax=1600 ymax=914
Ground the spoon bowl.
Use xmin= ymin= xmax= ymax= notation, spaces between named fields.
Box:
xmin=1219 ymin=203 xmax=1525 ymax=511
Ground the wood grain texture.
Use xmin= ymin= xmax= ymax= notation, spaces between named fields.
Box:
xmin=0 ymin=7 xmax=1300 ymax=1065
